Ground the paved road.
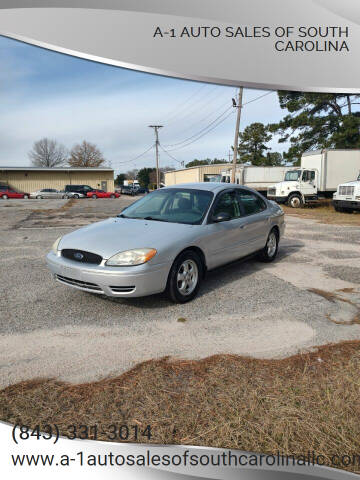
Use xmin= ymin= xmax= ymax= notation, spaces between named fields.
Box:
xmin=1 ymin=198 xmax=360 ymax=387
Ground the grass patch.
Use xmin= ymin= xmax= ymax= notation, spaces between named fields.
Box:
xmin=1 ymin=342 xmax=360 ymax=471
xmin=283 ymin=200 xmax=360 ymax=225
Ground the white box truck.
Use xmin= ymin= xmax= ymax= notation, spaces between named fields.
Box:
xmin=221 ymin=165 xmax=293 ymax=194
xmin=267 ymin=149 xmax=360 ymax=208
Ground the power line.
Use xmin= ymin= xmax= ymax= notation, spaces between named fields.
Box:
xmin=166 ymin=109 xmax=236 ymax=152
xmin=242 ymin=90 xmax=275 ymax=106
xmin=164 ymin=90 xmax=275 ymax=152
xmin=163 ymin=92 xmax=234 ymax=138
xmin=164 ymin=105 xmax=233 ymax=148
xmin=161 ymin=83 xmax=211 ymax=125
xmin=113 ymin=144 xmax=154 ymax=166
xmin=163 ymin=85 xmax=222 ymax=127
xmin=159 ymin=144 xmax=183 ymax=165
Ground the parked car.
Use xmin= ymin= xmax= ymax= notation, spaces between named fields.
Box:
xmin=134 ymin=186 xmax=149 ymax=195
xmin=120 ymin=185 xmax=137 ymax=195
xmin=47 ymin=183 xmax=285 ymax=303
xmin=0 ymin=186 xmax=29 ymax=199
xmin=64 ymin=184 xmax=94 ymax=198
xmin=30 ymin=188 xmax=68 ymax=199
xmin=86 ymin=189 xmax=120 ymax=199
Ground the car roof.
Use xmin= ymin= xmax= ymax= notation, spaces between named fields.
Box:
xmin=163 ymin=182 xmax=255 ymax=193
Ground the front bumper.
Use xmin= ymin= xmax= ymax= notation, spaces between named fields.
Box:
xmin=332 ymin=199 xmax=360 ymax=210
xmin=46 ymin=252 xmax=171 ymax=297
xmin=267 ymin=195 xmax=287 ymax=204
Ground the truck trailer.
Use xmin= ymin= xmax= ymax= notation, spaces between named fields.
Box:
xmin=221 ymin=165 xmax=293 ymax=194
xmin=267 ymin=149 xmax=360 ymax=208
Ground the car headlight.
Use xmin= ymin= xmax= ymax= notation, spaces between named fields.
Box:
xmin=106 ymin=248 xmax=157 ymax=266
xmin=52 ymin=236 xmax=62 ymax=254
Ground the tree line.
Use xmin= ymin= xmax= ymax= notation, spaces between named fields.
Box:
xmin=29 ymin=138 xmax=107 ymax=168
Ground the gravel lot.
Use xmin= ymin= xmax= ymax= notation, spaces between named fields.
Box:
xmin=1 ymin=197 xmax=360 ymax=387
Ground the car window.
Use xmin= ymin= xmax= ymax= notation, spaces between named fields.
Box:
xmin=121 ymin=188 xmax=213 ymax=225
xmin=212 ymin=191 xmax=241 ymax=219
xmin=236 ymin=190 xmax=267 ymax=216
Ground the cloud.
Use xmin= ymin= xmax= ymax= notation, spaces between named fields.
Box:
xmin=0 ymin=36 xmax=289 ymax=173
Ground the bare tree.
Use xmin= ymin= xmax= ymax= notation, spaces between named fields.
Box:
xmin=28 ymin=138 xmax=67 ymax=167
xmin=69 ymin=140 xmax=106 ymax=167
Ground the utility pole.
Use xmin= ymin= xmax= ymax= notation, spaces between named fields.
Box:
xmin=231 ymin=87 xmax=243 ymax=183
xmin=149 ymin=125 xmax=163 ymax=189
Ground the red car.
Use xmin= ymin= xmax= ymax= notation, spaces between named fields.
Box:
xmin=86 ymin=189 xmax=120 ymax=199
xmin=0 ymin=186 xmax=30 ymax=199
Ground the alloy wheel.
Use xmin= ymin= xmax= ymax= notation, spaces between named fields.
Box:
xmin=176 ymin=259 xmax=199 ymax=296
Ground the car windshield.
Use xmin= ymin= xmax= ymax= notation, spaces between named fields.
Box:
xmin=119 ymin=188 xmax=214 ymax=225
xmin=284 ymin=170 xmax=301 ymax=181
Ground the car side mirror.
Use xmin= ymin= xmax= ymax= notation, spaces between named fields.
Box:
xmin=212 ymin=212 xmax=232 ymax=223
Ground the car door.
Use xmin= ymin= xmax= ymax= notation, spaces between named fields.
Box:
xmin=235 ymin=189 xmax=269 ymax=253
xmin=204 ymin=189 xmax=251 ymax=269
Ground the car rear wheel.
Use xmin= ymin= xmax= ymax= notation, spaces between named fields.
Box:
xmin=92 ymin=194 xmax=97 ymax=199
xmin=258 ymin=228 xmax=279 ymax=263
xmin=23 ymin=194 xmax=29 ymax=199
xmin=1 ymin=194 xmax=8 ymax=200
xmin=36 ymin=195 xmax=42 ymax=199
xmin=166 ymin=250 xmax=203 ymax=303
xmin=110 ymin=194 xmax=115 ymax=198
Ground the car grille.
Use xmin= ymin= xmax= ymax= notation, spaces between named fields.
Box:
xmin=110 ymin=285 xmax=136 ymax=294
xmin=339 ymin=186 xmax=354 ymax=196
xmin=61 ymin=249 xmax=102 ymax=265
xmin=267 ymin=188 xmax=276 ymax=196
xmin=56 ymin=274 xmax=103 ymax=292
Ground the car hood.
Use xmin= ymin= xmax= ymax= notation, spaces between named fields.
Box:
xmin=58 ymin=217 xmax=197 ymax=260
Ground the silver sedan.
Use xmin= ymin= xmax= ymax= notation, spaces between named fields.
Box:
xmin=30 ymin=189 xmax=68 ymax=199
xmin=46 ymin=183 xmax=285 ymax=303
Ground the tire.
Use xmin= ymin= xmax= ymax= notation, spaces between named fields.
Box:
xmin=334 ymin=206 xmax=344 ymax=212
xmin=1 ymin=194 xmax=8 ymax=200
xmin=23 ymin=194 xmax=29 ymax=199
xmin=258 ymin=228 xmax=279 ymax=263
xmin=288 ymin=194 xmax=303 ymax=208
xmin=36 ymin=195 xmax=42 ymax=199
xmin=166 ymin=250 xmax=203 ymax=303
xmin=343 ymin=208 xmax=354 ymax=213
xmin=110 ymin=194 xmax=115 ymax=199
xmin=92 ymin=194 xmax=97 ymax=199
xmin=73 ymin=194 xmax=79 ymax=199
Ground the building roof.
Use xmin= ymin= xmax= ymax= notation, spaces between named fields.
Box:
xmin=0 ymin=166 xmax=114 ymax=172
xmin=164 ymin=182 xmax=248 ymax=192
xmin=165 ymin=163 xmax=229 ymax=173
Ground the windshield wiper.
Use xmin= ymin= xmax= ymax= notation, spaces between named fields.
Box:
xmin=142 ymin=216 xmax=169 ymax=222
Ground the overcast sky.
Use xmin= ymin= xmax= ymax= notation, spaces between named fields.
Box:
xmin=0 ymin=35 xmax=289 ymax=175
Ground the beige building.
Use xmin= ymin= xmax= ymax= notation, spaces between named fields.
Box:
xmin=164 ymin=164 xmax=228 ymax=186
xmin=0 ymin=167 xmax=114 ymax=192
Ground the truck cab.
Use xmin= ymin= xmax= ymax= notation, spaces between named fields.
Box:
xmin=332 ymin=173 xmax=360 ymax=213
xmin=267 ymin=168 xmax=318 ymax=208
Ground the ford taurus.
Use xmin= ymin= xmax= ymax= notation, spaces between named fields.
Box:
xmin=46 ymin=183 xmax=285 ymax=303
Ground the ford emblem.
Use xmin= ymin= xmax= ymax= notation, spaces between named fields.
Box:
xmin=74 ymin=252 xmax=84 ymax=260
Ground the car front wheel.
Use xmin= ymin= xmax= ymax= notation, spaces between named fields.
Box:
xmin=92 ymin=194 xmax=97 ymax=199
xmin=1 ymin=194 xmax=8 ymax=200
xmin=288 ymin=193 xmax=303 ymax=208
xmin=23 ymin=194 xmax=29 ymax=199
xmin=258 ymin=229 xmax=279 ymax=262
xmin=166 ymin=250 xmax=203 ymax=303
